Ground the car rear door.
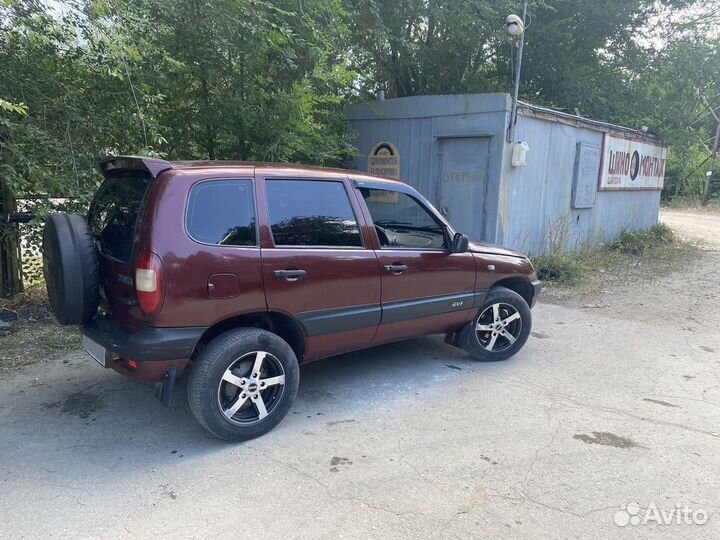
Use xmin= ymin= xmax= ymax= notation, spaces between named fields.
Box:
xmin=87 ymin=170 xmax=154 ymax=331
xmin=352 ymin=180 xmax=477 ymax=344
xmin=258 ymin=172 xmax=382 ymax=361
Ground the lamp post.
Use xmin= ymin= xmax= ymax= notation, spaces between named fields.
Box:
xmin=506 ymin=0 xmax=529 ymax=143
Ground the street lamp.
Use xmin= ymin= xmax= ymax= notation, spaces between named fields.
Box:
xmin=506 ymin=0 xmax=529 ymax=143
xmin=506 ymin=14 xmax=524 ymax=37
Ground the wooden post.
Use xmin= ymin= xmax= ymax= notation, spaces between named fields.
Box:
xmin=701 ymin=121 xmax=720 ymax=205
xmin=701 ymin=100 xmax=720 ymax=206
xmin=0 ymin=178 xmax=23 ymax=298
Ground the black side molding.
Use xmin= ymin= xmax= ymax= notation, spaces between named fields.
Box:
xmin=381 ymin=292 xmax=477 ymax=325
xmin=297 ymin=290 xmax=488 ymax=337
xmin=297 ymin=305 xmax=381 ymax=337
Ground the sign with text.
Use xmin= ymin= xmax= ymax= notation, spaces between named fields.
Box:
xmin=599 ymin=134 xmax=667 ymax=191
xmin=367 ymin=141 xmax=401 ymax=178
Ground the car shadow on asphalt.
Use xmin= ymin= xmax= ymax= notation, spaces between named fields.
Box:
xmin=2 ymin=335 xmax=510 ymax=470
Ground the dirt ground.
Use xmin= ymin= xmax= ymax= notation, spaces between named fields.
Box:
xmin=661 ymin=209 xmax=720 ymax=250
xmin=0 ymin=209 xmax=719 ymax=539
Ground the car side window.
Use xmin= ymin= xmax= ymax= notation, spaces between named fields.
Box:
xmin=360 ymin=188 xmax=447 ymax=250
xmin=266 ymin=179 xmax=363 ymax=248
xmin=186 ymin=179 xmax=257 ymax=246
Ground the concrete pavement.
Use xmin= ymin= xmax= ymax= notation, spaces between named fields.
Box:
xmin=1 ymin=210 xmax=719 ymax=539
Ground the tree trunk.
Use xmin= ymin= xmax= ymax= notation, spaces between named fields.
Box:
xmin=0 ymin=178 xmax=23 ymax=298
xmin=200 ymin=76 xmax=217 ymax=160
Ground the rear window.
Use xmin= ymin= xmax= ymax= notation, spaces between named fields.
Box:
xmin=186 ymin=179 xmax=256 ymax=246
xmin=88 ymin=173 xmax=152 ymax=262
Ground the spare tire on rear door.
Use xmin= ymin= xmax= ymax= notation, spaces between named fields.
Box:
xmin=42 ymin=213 xmax=100 ymax=325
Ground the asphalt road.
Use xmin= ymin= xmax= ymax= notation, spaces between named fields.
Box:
xmin=1 ymin=210 xmax=719 ymax=539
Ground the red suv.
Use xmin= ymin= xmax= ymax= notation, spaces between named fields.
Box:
xmin=43 ymin=156 xmax=541 ymax=441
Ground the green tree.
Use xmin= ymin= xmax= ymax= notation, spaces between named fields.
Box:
xmin=0 ymin=0 xmax=358 ymax=295
xmin=343 ymin=0 xmax=718 ymax=199
xmin=86 ymin=0 xmax=355 ymax=163
xmin=630 ymin=36 xmax=720 ymax=197
xmin=344 ymin=0 xmax=517 ymax=98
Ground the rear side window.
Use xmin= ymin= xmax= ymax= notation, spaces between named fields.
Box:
xmin=266 ymin=180 xmax=362 ymax=247
xmin=88 ymin=173 xmax=151 ymax=262
xmin=186 ymin=179 xmax=256 ymax=246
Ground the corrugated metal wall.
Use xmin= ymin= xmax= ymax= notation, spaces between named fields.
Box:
xmin=347 ymin=94 xmax=509 ymax=244
xmin=346 ymin=94 xmax=662 ymax=256
xmin=501 ymin=115 xmax=661 ymax=255
xmin=352 ymin=115 xmax=436 ymax=197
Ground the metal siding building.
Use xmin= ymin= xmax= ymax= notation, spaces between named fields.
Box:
xmin=346 ymin=94 xmax=663 ymax=255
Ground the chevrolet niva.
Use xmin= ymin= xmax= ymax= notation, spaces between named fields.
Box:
xmin=43 ymin=156 xmax=541 ymax=441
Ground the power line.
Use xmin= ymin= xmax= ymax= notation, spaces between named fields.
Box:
xmin=687 ymin=92 xmax=720 ymax=127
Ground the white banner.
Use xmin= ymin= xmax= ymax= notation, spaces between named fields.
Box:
xmin=599 ymin=134 xmax=667 ymax=191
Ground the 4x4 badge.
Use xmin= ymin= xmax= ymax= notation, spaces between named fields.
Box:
xmin=451 ymin=300 xmax=464 ymax=308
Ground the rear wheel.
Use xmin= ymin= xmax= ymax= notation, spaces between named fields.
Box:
xmin=463 ymin=286 xmax=531 ymax=362
xmin=187 ymin=328 xmax=299 ymax=441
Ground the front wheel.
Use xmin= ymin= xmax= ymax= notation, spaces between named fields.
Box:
xmin=463 ymin=286 xmax=532 ymax=362
xmin=187 ymin=328 xmax=299 ymax=442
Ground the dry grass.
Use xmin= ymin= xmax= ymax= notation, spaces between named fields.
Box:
xmin=539 ymin=223 xmax=701 ymax=303
xmin=0 ymin=284 xmax=79 ymax=376
xmin=663 ymin=197 xmax=720 ymax=212
xmin=531 ymin=215 xmax=588 ymax=284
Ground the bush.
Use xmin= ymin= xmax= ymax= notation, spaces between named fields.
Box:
xmin=608 ymin=223 xmax=676 ymax=254
xmin=533 ymin=252 xmax=586 ymax=283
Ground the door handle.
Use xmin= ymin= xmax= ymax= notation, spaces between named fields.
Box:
xmin=383 ymin=264 xmax=408 ymax=274
xmin=273 ymin=269 xmax=307 ymax=280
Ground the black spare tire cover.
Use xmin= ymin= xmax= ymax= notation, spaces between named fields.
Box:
xmin=42 ymin=214 xmax=100 ymax=325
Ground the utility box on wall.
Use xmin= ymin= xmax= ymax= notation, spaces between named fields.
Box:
xmin=572 ymin=143 xmax=601 ymax=209
xmin=345 ymin=94 xmax=665 ymax=255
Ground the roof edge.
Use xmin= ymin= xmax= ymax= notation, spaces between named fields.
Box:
xmin=517 ymin=101 xmax=661 ymax=140
xmin=345 ymin=93 xmax=511 ymax=120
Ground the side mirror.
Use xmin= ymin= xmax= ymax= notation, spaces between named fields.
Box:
xmin=451 ymin=232 xmax=469 ymax=253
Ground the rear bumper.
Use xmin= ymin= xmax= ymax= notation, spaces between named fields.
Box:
xmin=530 ymin=279 xmax=542 ymax=308
xmin=81 ymin=315 xmax=206 ymax=362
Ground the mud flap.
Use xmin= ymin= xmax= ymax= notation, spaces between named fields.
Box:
xmin=450 ymin=323 xmax=474 ymax=350
xmin=154 ymin=367 xmax=176 ymax=407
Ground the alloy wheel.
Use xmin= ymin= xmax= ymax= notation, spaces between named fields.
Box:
xmin=217 ymin=351 xmax=286 ymax=424
xmin=475 ymin=302 xmax=523 ymax=353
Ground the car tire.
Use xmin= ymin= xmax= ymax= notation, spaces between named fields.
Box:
xmin=42 ymin=213 xmax=99 ymax=325
xmin=187 ymin=328 xmax=300 ymax=442
xmin=463 ymin=286 xmax=532 ymax=362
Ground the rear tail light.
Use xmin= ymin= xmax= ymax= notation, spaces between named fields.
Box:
xmin=135 ymin=249 xmax=164 ymax=314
